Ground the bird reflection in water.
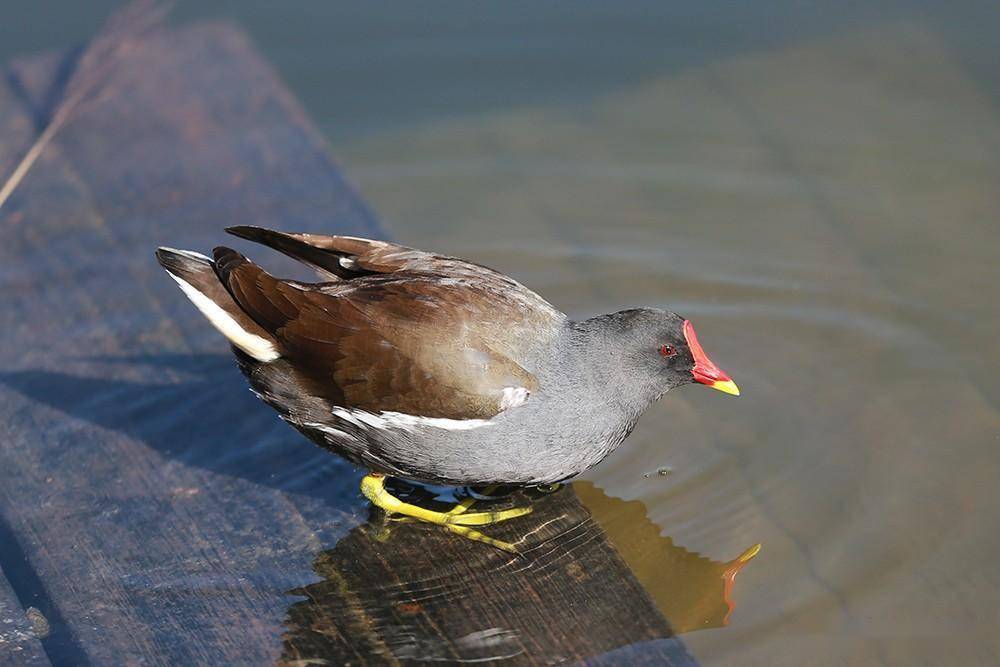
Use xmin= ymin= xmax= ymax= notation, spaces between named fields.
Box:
xmin=280 ymin=481 xmax=760 ymax=665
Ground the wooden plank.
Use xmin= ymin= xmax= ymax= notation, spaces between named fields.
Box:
xmin=0 ymin=23 xmax=374 ymax=666
xmin=0 ymin=20 xmax=702 ymax=665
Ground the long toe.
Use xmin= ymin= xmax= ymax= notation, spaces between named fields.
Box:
xmin=361 ymin=474 xmax=531 ymax=552
xmin=446 ymin=485 xmax=501 ymax=516
xmin=444 ymin=505 xmax=533 ymax=526
xmin=445 ymin=524 xmax=520 ymax=553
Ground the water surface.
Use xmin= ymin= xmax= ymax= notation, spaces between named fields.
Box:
xmin=321 ymin=8 xmax=999 ymax=665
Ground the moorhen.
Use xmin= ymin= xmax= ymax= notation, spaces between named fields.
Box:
xmin=156 ymin=227 xmax=739 ymax=551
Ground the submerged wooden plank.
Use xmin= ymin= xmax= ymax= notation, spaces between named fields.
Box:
xmin=282 ymin=482 xmax=703 ymax=666
xmin=0 ymin=19 xmax=701 ymax=665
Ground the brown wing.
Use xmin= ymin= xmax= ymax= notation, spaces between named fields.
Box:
xmin=212 ymin=242 xmax=564 ymax=420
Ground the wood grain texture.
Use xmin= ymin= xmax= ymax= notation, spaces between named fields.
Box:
xmin=0 ymin=21 xmax=697 ymax=665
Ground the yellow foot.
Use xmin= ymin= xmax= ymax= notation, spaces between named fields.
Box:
xmin=382 ymin=485 xmax=502 ymax=524
xmin=361 ymin=474 xmax=531 ymax=553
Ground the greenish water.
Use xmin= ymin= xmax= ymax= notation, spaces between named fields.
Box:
xmin=5 ymin=2 xmax=999 ymax=665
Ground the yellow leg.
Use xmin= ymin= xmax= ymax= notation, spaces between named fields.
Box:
xmin=384 ymin=484 xmax=499 ymax=523
xmin=361 ymin=474 xmax=531 ymax=552
xmin=446 ymin=485 xmax=499 ymax=516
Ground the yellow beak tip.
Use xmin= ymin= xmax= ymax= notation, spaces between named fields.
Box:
xmin=737 ymin=543 xmax=762 ymax=563
xmin=710 ymin=379 xmax=741 ymax=396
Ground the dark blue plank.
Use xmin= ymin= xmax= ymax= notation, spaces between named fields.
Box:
xmin=0 ymin=22 xmax=380 ymax=666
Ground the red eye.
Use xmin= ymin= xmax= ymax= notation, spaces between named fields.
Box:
xmin=659 ymin=344 xmax=677 ymax=358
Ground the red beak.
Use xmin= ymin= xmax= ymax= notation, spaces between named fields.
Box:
xmin=683 ymin=320 xmax=740 ymax=396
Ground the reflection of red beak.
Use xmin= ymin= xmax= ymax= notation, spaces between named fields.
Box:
xmin=722 ymin=543 xmax=761 ymax=624
xmin=683 ymin=320 xmax=740 ymax=396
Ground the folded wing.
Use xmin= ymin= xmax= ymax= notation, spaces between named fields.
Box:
xmin=204 ymin=230 xmax=565 ymax=421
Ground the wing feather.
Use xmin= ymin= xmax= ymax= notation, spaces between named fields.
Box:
xmin=211 ymin=239 xmax=564 ymax=420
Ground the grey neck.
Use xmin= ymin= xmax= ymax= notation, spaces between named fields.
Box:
xmin=549 ymin=313 xmax=663 ymax=421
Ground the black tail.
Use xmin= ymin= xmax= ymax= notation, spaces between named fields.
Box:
xmin=155 ymin=247 xmax=214 ymax=284
xmin=156 ymin=246 xmax=280 ymax=362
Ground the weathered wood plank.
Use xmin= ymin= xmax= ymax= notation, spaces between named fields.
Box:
xmin=0 ymin=19 xmax=701 ymax=665
xmin=0 ymin=22 xmax=377 ymax=666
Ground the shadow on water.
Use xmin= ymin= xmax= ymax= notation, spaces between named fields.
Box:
xmin=281 ymin=481 xmax=759 ymax=665
xmin=1 ymin=356 xmax=759 ymax=664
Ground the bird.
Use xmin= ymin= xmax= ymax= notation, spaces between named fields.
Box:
xmin=156 ymin=227 xmax=739 ymax=551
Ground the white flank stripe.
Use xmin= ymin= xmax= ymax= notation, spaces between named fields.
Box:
xmin=500 ymin=387 xmax=530 ymax=411
xmin=332 ymin=407 xmax=492 ymax=432
xmin=167 ymin=272 xmax=280 ymax=362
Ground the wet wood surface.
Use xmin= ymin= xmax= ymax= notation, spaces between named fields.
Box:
xmin=0 ymin=22 xmax=701 ymax=666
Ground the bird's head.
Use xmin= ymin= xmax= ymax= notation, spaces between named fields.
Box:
xmin=582 ymin=308 xmax=739 ymax=403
